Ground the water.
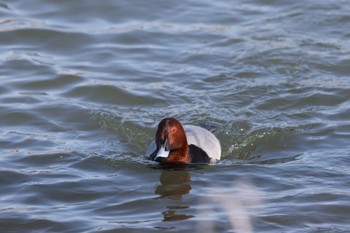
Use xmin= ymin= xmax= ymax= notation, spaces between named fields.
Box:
xmin=1 ymin=0 xmax=350 ymax=232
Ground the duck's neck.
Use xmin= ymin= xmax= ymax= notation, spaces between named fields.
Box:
xmin=167 ymin=145 xmax=190 ymax=164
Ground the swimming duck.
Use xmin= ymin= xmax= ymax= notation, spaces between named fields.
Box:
xmin=146 ymin=118 xmax=221 ymax=164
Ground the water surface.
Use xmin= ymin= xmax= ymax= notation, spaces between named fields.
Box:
xmin=1 ymin=0 xmax=350 ymax=232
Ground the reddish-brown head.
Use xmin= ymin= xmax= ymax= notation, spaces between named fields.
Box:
xmin=154 ymin=118 xmax=189 ymax=164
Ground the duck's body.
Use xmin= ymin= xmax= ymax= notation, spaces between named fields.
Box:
xmin=146 ymin=118 xmax=221 ymax=164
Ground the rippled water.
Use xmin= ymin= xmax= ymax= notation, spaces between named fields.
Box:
xmin=1 ymin=0 xmax=350 ymax=232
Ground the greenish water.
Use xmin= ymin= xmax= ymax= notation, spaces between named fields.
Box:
xmin=1 ymin=1 xmax=350 ymax=232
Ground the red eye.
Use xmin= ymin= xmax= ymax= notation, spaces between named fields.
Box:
xmin=171 ymin=127 xmax=177 ymax=133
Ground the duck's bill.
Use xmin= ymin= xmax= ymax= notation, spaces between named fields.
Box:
xmin=155 ymin=145 xmax=170 ymax=161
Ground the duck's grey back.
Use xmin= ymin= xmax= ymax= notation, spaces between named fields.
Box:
xmin=184 ymin=125 xmax=221 ymax=162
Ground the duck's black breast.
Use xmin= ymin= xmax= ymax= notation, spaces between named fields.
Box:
xmin=188 ymin=144 xmax=211 ymax=163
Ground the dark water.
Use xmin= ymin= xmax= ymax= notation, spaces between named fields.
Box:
xmin=1 ymin=0 xmax=350 ymax=232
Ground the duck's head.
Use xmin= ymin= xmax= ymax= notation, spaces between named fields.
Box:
xmin=154 ymin=118 xmax=189 ymax=163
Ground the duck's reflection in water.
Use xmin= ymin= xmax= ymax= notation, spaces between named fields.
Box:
xmin=155 ymin=169 xmax=193 ymax=221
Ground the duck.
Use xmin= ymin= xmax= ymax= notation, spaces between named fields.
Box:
xmin=146 ymin=117 xmax=221 ymax=164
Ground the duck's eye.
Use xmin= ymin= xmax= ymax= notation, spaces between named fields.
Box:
xmin=171 ymin=127 xmax=177 ymax=134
